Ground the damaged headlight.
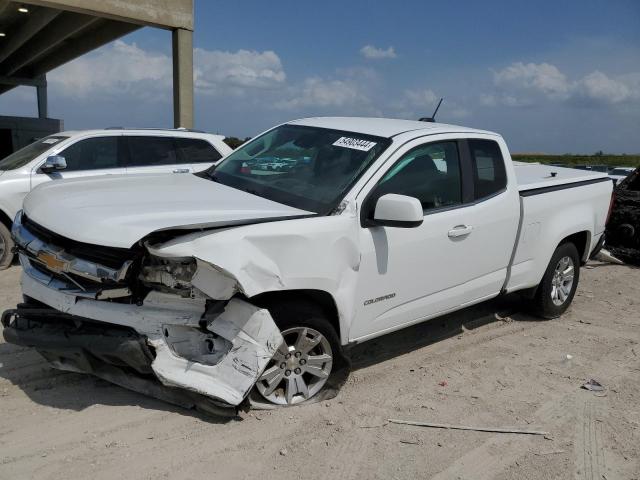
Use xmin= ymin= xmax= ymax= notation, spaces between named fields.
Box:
xmin=140 ymin=256 xmax=200 ymax=297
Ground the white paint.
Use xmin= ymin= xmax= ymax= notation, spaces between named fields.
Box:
xmin=23 ymin=173 xmax=310 ymax=248
xmin=373 ymin=194 xmax=423 ymax=224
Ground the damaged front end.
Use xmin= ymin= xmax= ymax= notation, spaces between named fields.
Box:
xmin=3 ymin=212 xmax=284 ymax=411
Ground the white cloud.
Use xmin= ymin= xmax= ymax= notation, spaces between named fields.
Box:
xmin=360 ymin=45 xmax=397 ymax=59
xmin=575 ymin=71 xmax=636 ymax=104
xmin=195 ymin=49 xmax=285 ymax=92
xmin=49 ymin=40 xmax=171 ymax=99
xmin=48 ymin=41 xmax=287 ymax=101
xmin=276 ymin=76 xmax=368 ymax=110
xmin=493 ymin=62 xmax=570 ymax=98
xmin=403 ymin=88 xmax=438 ymax=107
xmin=487 ymin=62 xmax=640 ymax=107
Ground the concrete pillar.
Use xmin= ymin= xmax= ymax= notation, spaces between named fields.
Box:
xmin=172 ymin=28 xmax=194 ymax=129
xmin=36 ymin=75 xmax=48 ymax=119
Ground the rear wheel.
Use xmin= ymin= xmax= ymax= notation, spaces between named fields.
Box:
xmin=0 ymin=222 xmax=14 ymax=270
xmin=532 ymin=242 xmax=581 ymax=319
xmin=255 ymin=304 xmax=342 ymax=406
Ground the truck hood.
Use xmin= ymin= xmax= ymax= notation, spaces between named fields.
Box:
xmin=22 ymin=173 xmax=312 ymax=248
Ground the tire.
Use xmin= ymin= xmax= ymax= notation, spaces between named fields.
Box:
xmin=0 ymin=222 xmax=15 ymax=270
xmin=253 ymin=301 xmax=344 ymax=406
xmin=532 ymin=242 xmax=581 ymax=319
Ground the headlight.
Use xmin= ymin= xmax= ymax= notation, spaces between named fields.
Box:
xmin=140 ymin=256 xmax=197 ymax=296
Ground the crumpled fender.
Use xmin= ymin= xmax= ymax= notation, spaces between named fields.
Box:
xmin=147 ymin=214 xmax=362 ymax=342
xmin=150 ymin=298 xmax=283 ymax=405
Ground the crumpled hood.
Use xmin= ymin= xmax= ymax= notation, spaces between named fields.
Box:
xmin=23 ymin=173 xmax=312 ymax=248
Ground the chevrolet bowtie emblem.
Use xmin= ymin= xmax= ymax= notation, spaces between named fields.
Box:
xmin=36 ymin=251 xmax=66 ymax=272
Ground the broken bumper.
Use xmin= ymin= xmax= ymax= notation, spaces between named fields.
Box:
xmin=3 ymin=256 xmax=283 ymax=407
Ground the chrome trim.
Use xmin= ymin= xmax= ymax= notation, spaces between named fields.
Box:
xmin=19 ymin=254 xmax=132 ymax=300
xmin=12 ymin=211 xmax=133 ymax=286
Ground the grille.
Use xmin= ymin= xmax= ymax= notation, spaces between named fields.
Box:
xmin=22 ymin=215 xmax=138 ymax=270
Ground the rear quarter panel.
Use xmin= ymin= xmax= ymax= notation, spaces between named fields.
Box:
xmin=506 ymin=180 xmax=612 ymax=291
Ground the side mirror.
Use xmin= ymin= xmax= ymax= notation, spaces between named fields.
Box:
xmin=41 ymin=155 xmax=67 ymax=173
xmin=371 ymin=194 xmax=423 ymax=228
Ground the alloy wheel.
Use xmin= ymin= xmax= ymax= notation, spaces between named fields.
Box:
xmin=256 ymin=326 xmax=333 ymax=405
xmin=551 ymin=255 xmax=575 ymax=306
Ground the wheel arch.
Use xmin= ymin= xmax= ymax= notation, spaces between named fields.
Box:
xmin=560 ymin=230 xmax=591 ymax=263
xmin=0 ymin=208 xmax=12 ymax=230
xmin=249 ymin=289 xmax=343 ymax=344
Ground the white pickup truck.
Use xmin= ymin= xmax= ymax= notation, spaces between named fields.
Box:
xmin=2 ymin=117 xmax=613 ymax=411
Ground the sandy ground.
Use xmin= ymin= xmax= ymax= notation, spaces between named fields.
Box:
xmin=0 ymin=261 xmax=638 ymax=480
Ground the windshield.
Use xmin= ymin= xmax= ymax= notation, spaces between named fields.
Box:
xmin=208 ymin=125 xmax=391 ymax=213
xmin=0 ymin=136 xmax=68 ymax=171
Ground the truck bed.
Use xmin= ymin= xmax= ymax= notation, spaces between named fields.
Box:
xmin=513 ymin=161 xmax=609 ymax=192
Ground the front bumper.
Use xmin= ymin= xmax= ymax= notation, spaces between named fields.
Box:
xmin=3 ymin=255 xmax=283 ymax=407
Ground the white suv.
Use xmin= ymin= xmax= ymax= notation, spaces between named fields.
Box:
xmin=0 ymin=128 xmax=232 ymax=269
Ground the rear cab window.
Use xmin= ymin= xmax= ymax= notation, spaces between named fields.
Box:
xmin=469 ymin=139 xmax=507 ymax=200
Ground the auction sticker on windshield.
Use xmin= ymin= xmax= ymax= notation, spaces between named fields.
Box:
xmin=333 ymin=137 xmax=377 ymax=151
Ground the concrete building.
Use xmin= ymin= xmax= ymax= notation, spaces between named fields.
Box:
xmin=0 ymin=0 xmax=194 ymax=155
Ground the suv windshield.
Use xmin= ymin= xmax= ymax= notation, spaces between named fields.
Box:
xmin=0 ymin=136 xmax=68 ymax=171
xmin=208 ymin=125 xmax=390 ymax=213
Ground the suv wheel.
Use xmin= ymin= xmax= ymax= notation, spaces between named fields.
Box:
xmin=0 ymin=222 xmax=14 ymax=270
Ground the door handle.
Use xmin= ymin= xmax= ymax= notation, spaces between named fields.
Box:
xmin=173 ymin=168 xmax=190 ymax=173
xmin=448 ymin=225 xmax=473 ymax=238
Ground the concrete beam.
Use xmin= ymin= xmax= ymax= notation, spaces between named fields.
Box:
xmin=36 ymin=74 xmax=47 ymax=118
xmin=0 ymin=74 xmax=46 ymax=86
xmin=26 ymin=20 xmax=139 ymax=77
xmin=0 ymin=8 xmax=61 ymax=63
xmin=22 ymin=0 xmax=194 ymax=30
xmin=0 ymin=0 xmax=11 ymax=17
xmin=1 ymin=12 xmax=100 ymax=75
xmin=172 ymin=28 xmax=193 ymax=129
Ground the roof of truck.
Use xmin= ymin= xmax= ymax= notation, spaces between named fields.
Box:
xmin=289 ymin=117 xmax=497 ymax=139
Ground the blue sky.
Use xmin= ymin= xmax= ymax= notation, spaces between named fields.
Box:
xmin=1 ymin=0 xmax=639 ymax=153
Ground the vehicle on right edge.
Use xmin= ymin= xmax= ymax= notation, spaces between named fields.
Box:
xmin=3 ymin=117 xmax=614 ymax=409
xmin=606 ymin=166 xmax=640 ymax=265
xmin=609 ymin=166 xmax=635 ymax=185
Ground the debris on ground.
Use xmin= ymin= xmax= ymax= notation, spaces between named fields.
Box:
xmin=594 ymin=249 xmax=625 ymax=265
xmin=438 ymin=380 xmax=448 ymax=387
xmin=388 ymin=419 xmax=549 ymax=436
xmin=581 ymin=379 xmax=605 ymax=392
xmin=494 ymin=313 xmax=513 ymax=322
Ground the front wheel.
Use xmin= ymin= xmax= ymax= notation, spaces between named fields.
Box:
xmin=532 ymin=242 xmax=581 ymax=319
xmin=254 ymin=304 xmax=343 ymax=406
xmin=0 ymin=222 xmax=15 ymax=270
